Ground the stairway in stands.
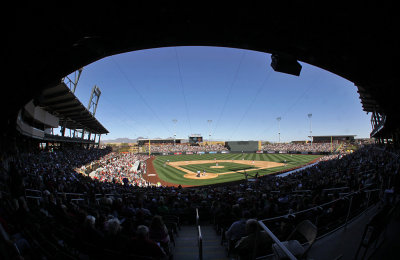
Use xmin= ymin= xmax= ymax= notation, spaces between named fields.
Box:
xmin=173 ymin=224 xmax=228 ymax=260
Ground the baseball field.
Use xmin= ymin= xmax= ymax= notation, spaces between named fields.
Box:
xmin=150 ymin=153 xmax=321 ymax=186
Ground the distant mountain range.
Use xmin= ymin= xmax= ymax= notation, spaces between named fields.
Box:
xmin=101 ymin=138 xmax=138 ymax=144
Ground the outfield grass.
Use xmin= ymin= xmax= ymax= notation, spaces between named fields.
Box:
xmin=152 ymin=153 xmax=321 ymax=186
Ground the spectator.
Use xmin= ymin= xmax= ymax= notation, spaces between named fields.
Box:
xmin=0 ymin=143 xmax=397 ymax=259
xmin=149 ymin=215 xmax=171 ymax=255
xmin=76 ymin=215 xmax=105 ymax=248
xmin=235 ymin=219 xmax=271 ymax=260
xmin=103 ymin=217 xmax=127 ymax=251
xmin=130 ymin=225 xmax=166 ymax=259
xmin=225 ymin=210 xmax=251 ymax=253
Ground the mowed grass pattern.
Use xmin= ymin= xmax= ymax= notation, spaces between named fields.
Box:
xmin=152 ymin=153 xmax=321 ymax=186
xmin=180 ymin=162 xmax=258 ymax=174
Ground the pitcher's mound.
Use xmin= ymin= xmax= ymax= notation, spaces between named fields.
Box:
xmin=210 ymin=166 xmax=224 ymax=168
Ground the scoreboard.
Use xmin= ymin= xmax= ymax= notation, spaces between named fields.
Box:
xmin=226 ymin=141 xmax=259 ymax=152
xmin=189 ymin=135 xmax=203 ymax=144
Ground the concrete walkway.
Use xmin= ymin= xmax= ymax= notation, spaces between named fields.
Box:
xmin=308 ymin=204 xmax=400 ymax=260
xmin=173 ymin=224 xmax=228 ymax=260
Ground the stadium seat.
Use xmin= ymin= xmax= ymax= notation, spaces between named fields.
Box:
xmin=272 ymin=220 xmax=317 ymax=259
xmin=163 ymin=214 xmax=180 ymax=231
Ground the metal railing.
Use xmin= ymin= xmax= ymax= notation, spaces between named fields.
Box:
xmin=196 ymin=208 xmax=199 ymax=226
xmin=57 ymin=192 xmax=87 ymax=202
xmin=322 ymin=186 xmax=349 ymax=193
xmin=25 ymin=190 xmax=89 ymax=202
xmin=196 ymin=208 xmax=203 ymax=260
xmin=198 ymin=225 xmax=203 ymax=260
xmin=257 ymin=186 xmax=381 ymax=259
xmin=292 ymin=190 xmax=311 ymax=193
xmin=24 ymin=189 xmax=135 ymax=203
xmin=25 ymin=189 xmax=42 ymax=200
xmin=258 ymin=221 xmax=297 ymax=260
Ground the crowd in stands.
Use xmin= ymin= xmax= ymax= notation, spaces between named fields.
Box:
xmin=262 ymin=142 xmax=343 ymax=153
xmin=140 ymin=142 xmax=356 ymax=154
xmin=317 ymin=154 xmax=343 ymax=162
xmin=213 ymin=145 xmax=399 ymax=258
xmin=82 ymin=152 xmax=151 ymax=187
xmin=143 ymin=143 xmax=228 ymax=153
xmin=0 ymin=144 xmax=398 ymax=259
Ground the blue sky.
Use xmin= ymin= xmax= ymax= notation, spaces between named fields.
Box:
xmin=71 ymin=46 xmax=371 ymax=142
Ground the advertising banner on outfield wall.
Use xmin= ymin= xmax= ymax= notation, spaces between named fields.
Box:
xmin=221 ymin=151 xmax=229 ymax=154
xmin=256 ymin=151 xmax=263 ymax=154
xmin=197 ymin=151 xmax=205 ymax=154
xmin=174 ymin=152 xmax=182 ymax=155
xmin=186 ymin=152 xmax=193 ymax=155
xmin=209 ymin=151 xmax=217 ymax=154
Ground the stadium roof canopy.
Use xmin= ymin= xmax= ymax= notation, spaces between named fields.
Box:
xmin=2 ymin=4 xmax=400 ymax=141
xmin=357 ymin=86 xmax=383 ymax=114
xmin=38 ymin=82 xmax=109 ymax=134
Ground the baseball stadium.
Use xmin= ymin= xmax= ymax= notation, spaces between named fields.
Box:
xmin=2 ymin=5 xmax=400 ymax=260
xmin=143 ymin=141 xmax=323 ymax=187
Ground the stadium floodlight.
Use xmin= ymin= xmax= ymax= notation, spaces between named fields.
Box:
xmin=276 ymin=117 xmax=281 ymax=143
xmin=207 ymin=120 xmax=212 ymax=143
xmin=172 ymin=119 xmax=177 ymax=145
xmin=308 ymin=113 xmax=312 ymax=145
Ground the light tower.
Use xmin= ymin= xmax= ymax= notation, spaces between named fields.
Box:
xmin=276 ymin=117 xmax=281 ymax=143
xmin=87 ymin=85 xmax=102 ymax=146
xmin=88 ymin=85 xmax=101 ymax=116
xmin=62 ymin=67 xmax=83 ymax=93
xmin=172 ymin=119 xmax=177 ymax=146
xmin=207 ymin=120 xmax=212 ymax=144
xmin=308 ymin=113 xmax=313 ymax=145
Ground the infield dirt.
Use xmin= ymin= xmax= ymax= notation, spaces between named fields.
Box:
xmin=167 ymin=160 xmax=284 ymax=179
